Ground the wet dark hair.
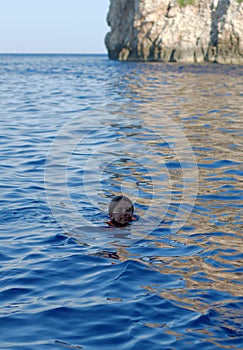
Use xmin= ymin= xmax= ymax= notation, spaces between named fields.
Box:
xmin=108 ymin=195 xmax=134 ymax=214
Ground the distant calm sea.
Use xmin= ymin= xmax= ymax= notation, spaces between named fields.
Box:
xmin=0 ymin=54 xmax=242 ymax=349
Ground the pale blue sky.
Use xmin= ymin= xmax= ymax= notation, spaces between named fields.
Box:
xmin=0 ymin=0 xmax=110 ymax=53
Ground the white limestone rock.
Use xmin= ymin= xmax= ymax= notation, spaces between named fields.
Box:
xmin=105 ymin=0 xmax=243 ymax=63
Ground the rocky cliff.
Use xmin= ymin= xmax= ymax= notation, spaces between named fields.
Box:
xmin=105 ymin=0 xmax=243 ymax=64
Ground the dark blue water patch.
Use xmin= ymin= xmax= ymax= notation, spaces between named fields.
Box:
xmin=204 ymin=175 xmax=239 ymax=182
xmin=202 ymin=124 xmax=211 ymax=128
xmin=0 ymin=287 xmax=33 ymax=304
xmin=218 ymin=127 xmax=243 ymax=134
xmin=219 ymin=252 xmax=243 ymax=262
xmin=165 ymin=161 xmax=197 ymax=169
xmin=0 ymin=295 xmax=200 ymax=350
xmin=0 ymin=252 xmax=15 ymax=262
xmin=182 ymin=114 xmax=202 ymax=121
xmin=198 ymin=159 xmax=241 ymax=169
xmin=218 ymin=184 xmax=236 ymax=189
xmin=0 ymin=202 xmax=53 ymax=225
xmin=197 ymin=193 xmax=242 ymax=201
xmin=21 ymin=157 xmax=46 ymax=168
xmin=208 ymin=109 xmax=220 ymax=114
xmin=1 ymin=262 xmax=194 ymax=348
xmin=180 ymin=225 xmax=195 ymax=231
xmin=41 ymin=233 xmax=73 ymax=245
xmin=223 ymin=168 xmax=243 ymax=176
xmin=193 ymin=145 xmax=213 ymax=152
xmin=190 ymin=272 xmax=214 ymax=283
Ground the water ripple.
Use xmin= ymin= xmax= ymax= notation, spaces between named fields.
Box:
xmin=0 ymin=55 xmax=242 ymax=349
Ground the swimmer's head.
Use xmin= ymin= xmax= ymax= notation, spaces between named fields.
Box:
xmin=108 ymin=195 xmax=134 ymax=227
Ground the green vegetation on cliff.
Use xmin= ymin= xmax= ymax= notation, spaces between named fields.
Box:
xmin=178 ymin=0 xmax=194 ymax=6
xmin=178 ymin=0 xmax=242 ymax=6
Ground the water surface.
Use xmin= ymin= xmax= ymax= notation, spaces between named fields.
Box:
xmin=0 ymin=54 xmax=242 ymax=349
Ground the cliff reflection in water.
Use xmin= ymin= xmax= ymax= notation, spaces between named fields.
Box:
xmin=103 ymin=63 xmax=243 ymax=307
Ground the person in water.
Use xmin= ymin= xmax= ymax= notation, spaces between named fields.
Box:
xmin=108 ymin=195 xmax=134 ymax=227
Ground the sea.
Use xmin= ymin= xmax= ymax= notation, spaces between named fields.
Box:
xmin=0 ymin=54 xmax=242 ymax=349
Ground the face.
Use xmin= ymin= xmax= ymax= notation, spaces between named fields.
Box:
xmin=110 ymin=199 xmax=133 ymax=226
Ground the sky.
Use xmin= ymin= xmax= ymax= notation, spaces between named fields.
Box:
xmin=0 ymin=0 xmax=110 ymax=54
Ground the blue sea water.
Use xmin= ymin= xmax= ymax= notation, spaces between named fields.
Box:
xmin=0 ymin=54 xmax=242 ymax=349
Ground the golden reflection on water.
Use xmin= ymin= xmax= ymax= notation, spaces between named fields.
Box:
xmin=105 ymin=63 xmax=243 ymax=312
